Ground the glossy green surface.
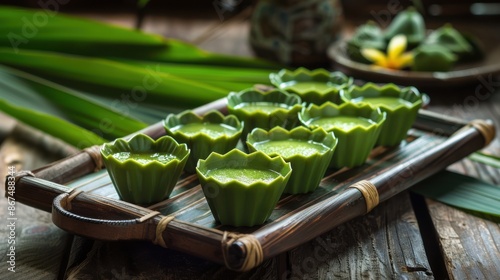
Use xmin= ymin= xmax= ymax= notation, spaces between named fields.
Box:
xmin=206 ymin=168 xmax=280 ymax=184
xmin=233 ymin=102 xmax=290 ymax=114
xmin=254 ymin=139 xmax=330 ymax=158
xmin=169 ymin=123 xmax=239 ymax=137
xmin=289 ymin=81 xmax=331 ymax=92
xmin=111 ymin=152 xmax=177 ymax=164
xmin=308 ymin=116 xmax=375 ymax=132
xmin=359 ymin=97 xmax=413 ymax=109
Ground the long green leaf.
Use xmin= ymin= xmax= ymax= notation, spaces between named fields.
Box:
xmin=0 ymin=6 xmax=276 ymax=68
xmin=0 ymin=98 xmax=106 ymax=148
xmin=412 ymin=171 xmax=500 ymax=218
xmin=0 ymin=66 xmax=147 ymax=138
xmin=118 ymin=59 xmax=272 ymax=84
xmin=111 ymin=59 xmax=271 ymax=91
xmin=0 ymin=48 xmax=230 ymax=108
xmin=0 ymin=65 xmax=67 ymax=119
xmin=81 ymin=93 xmax=183 ymax=124
xmin=0 ymin=6 xmax=164 ymax=50
xmin=469 ymin=152 xmax=500 ymax=169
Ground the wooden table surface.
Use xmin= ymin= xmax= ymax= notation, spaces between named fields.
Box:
xmin=0 ymin=9 xmax=499 ymax=280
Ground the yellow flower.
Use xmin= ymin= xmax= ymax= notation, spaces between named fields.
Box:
xmin=361 ymin=35 xmax=414 ymax=69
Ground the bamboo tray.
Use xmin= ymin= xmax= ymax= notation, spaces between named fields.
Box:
xmin=8 ymin=98 xmax=495 ymax=272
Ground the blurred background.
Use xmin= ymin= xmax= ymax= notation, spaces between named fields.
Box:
xmin=0 ymin=0 xmax=499 ymax=148
xmin=2 ymin=0 xmax=500 ymax=58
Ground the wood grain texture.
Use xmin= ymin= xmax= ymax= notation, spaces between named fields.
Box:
xmin=287 ymin=192 xmax=433 ymax=280
xmin=0 ymin=137 xmax=70 ymax=279
xmin=424 ymin=83 xmax=500 ymax=279
xmin=426 ymin=199 xmax=500 ymax=280
xmin=64 ymin=239 xmax=279 ymax=280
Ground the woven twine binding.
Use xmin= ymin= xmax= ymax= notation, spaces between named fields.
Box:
xmin=66 ymin=189 xmax=84 ymax=211
xmin=136 ymin=212 xmax=175 ymax=249
xmin=14 ymin=170 xmax=35 ymax=185
xmin=83 ymin=145 xmax=104 ymax=172
xmin=221 ymin=232 xmax=264 ymax=272
xmin=469 ymin=120 xmax=495 ymax=146
xmin=452 ymin=119 xmax=495 ymax=146
xmin=349 ymin=180 xmax=379 ymax=213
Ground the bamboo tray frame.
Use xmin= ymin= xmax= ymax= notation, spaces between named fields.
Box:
xmin=8 ymin=98 xmax=495 ymax=271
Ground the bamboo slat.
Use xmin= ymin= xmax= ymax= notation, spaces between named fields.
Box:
xmin=6 ymin=98 xmax=495 ymax=271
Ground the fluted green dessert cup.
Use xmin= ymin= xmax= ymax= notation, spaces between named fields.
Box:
xmin=196 ymin=149 xmax=291 ymax=227
xmin=269 ymin=67 xmax=353 ymax=105
xmin=341 ymin=83 xmax=422 ymax=146
xmin=247 ymin=126 xmax=337 ymax=194
xmin=101 ymin=134 xmax=189 ymax=205
xmin=227 ymin=88 xmax=303 ymax=137
xmin=299 ymin=102 xmax=386 ymax=168
xmin=164 ymin=110 xmax=243 ymax=173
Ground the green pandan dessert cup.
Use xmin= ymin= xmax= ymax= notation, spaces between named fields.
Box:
xmin=101 ymin=134 xmax=189 ymax=205
xmin=247 ymin=126 xmax=338 ymax=194
xmin=341 ymin=83 xmax=423 ymax=146
xmin=299 ymin=102 xmax=386 ymax=169
xmin=196 ymin=149 xmax=291 ymax=227
xmin=269 ymin=67 xmax=353 ymax=105
xmin=227 ymin=88 xmax=303 ymax=137
xmin=164 ymin=110 xmax=243 ymax=173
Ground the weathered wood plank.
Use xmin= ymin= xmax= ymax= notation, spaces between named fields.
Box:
xmin=287 ymin=192 xmax=433 ymax=279
xmin=426 ymin=199 xmax=500 ymax=280
xmin=425 ymin=86 xmax=500 ymax=279
xmin=0 ymin=136 xmax=70 ymax=279
xmin=64 ymin=239 xmax=280 ymax=279
xmin=425 ymin=157 xmax=500 ymax=280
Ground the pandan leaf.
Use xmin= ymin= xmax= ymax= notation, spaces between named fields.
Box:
xmin=412 ymin=171 xmax=500 ymax=218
